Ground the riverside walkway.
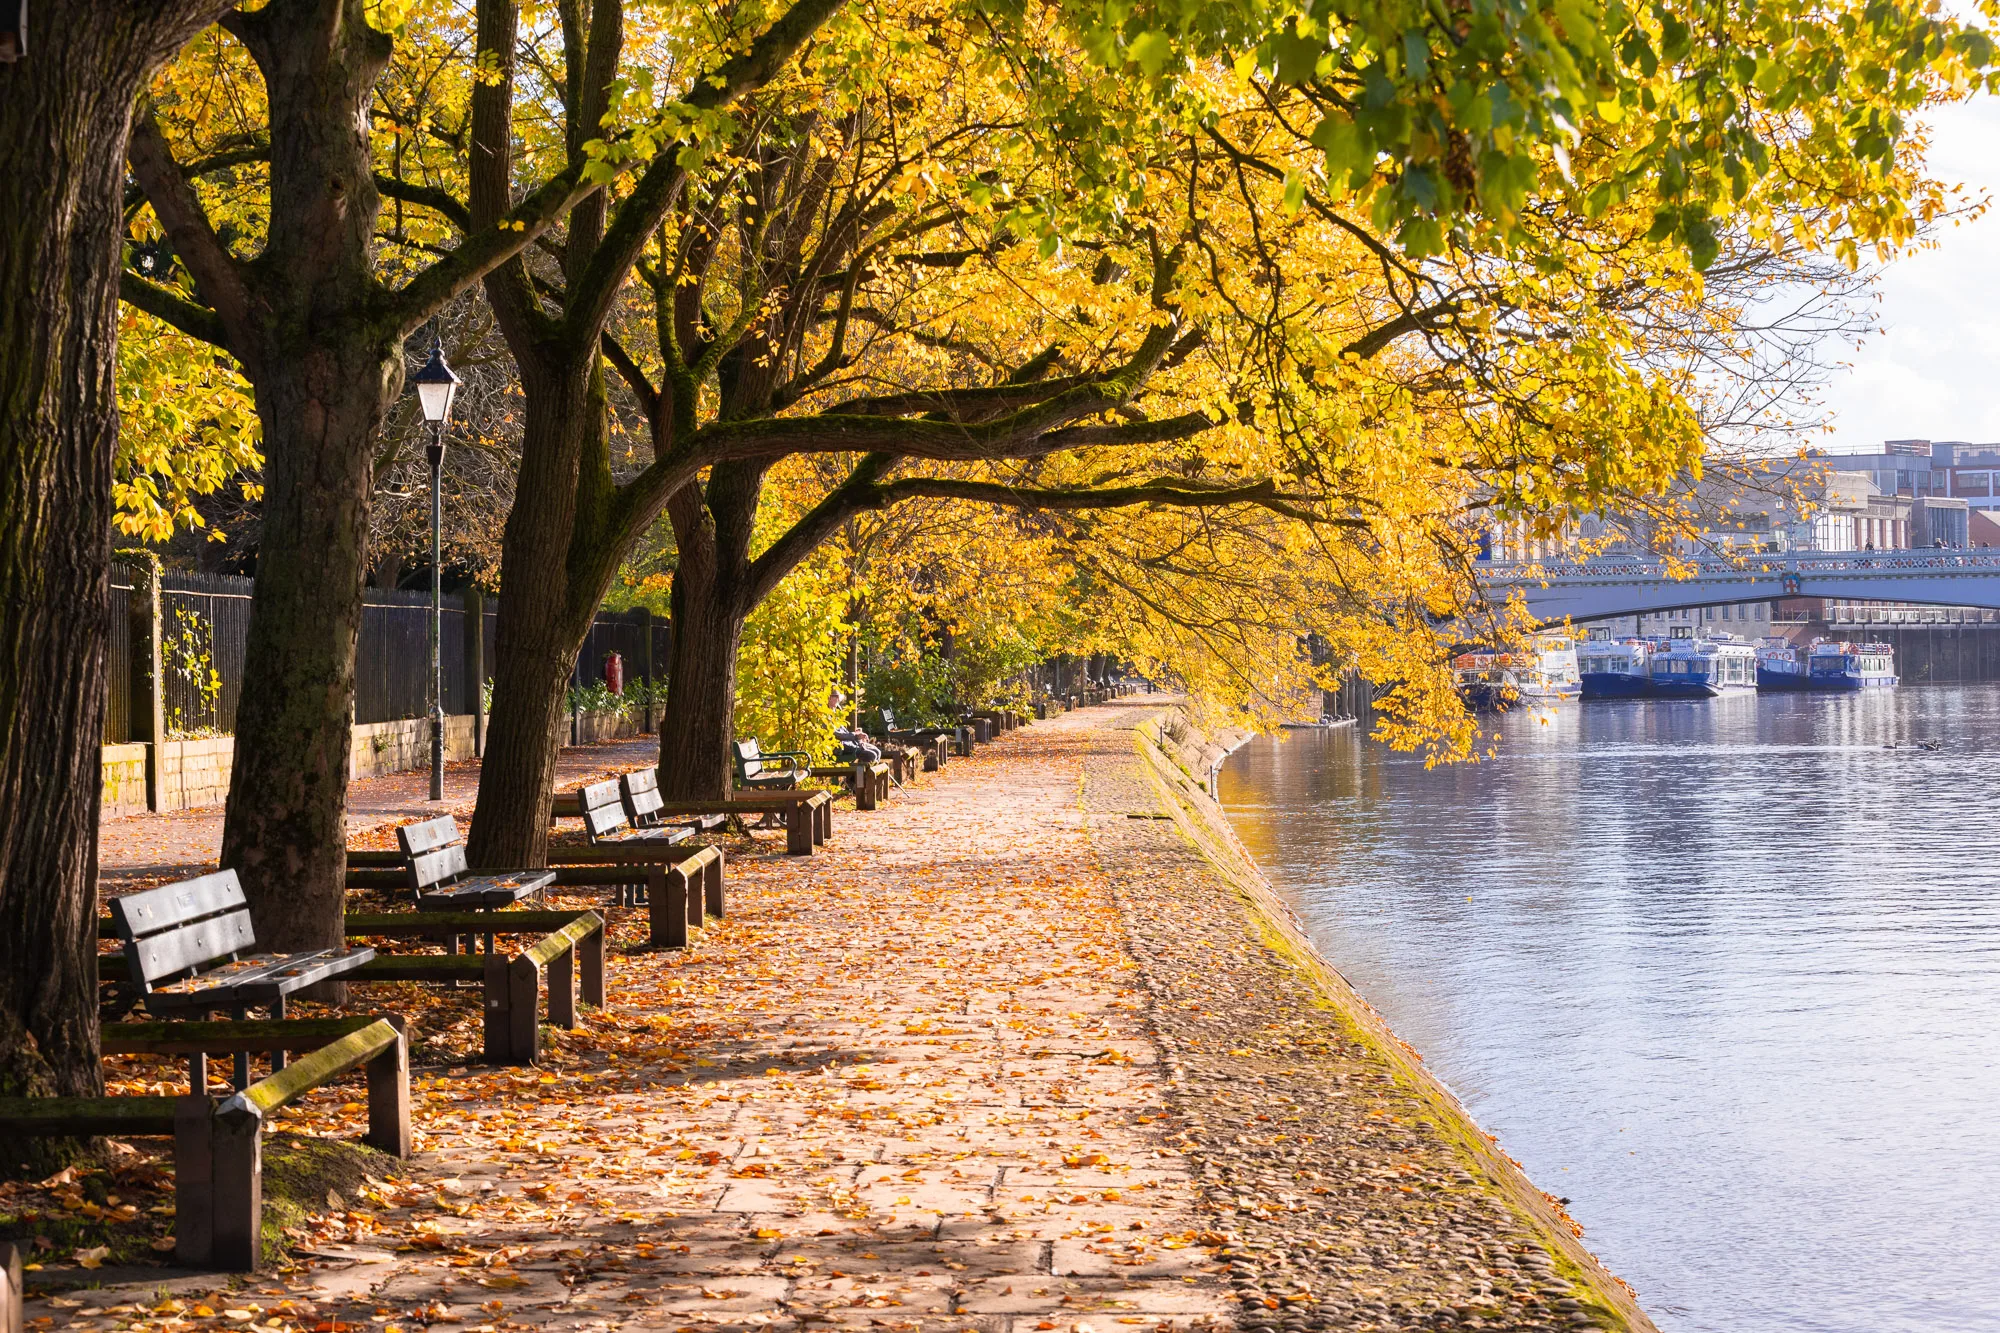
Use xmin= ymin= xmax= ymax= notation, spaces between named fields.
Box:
xmin=53 ymin=704 xmax=1651 ymax=1333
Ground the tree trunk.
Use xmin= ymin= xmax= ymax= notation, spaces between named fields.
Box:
xmin=0 ymin=0 xmax=233 ymax=1172
xmin=657 ymin=551 xmax=751 ymax=801
xmin=218 ymin=354 xmax=390 ymax=952
xmin=465 ymin=361 xmax=606 ymax=868
xmin=655 ymin=471 xmax=763 ymax=800
xmin=209 ymin=0 xmax=398 ymax=953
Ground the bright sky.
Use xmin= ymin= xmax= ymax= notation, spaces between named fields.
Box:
xmin=1818 ymin=93 xmax=2000 ymax=456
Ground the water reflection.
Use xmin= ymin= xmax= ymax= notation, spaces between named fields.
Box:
xmin=1218 ymin=689 xmax=2000 ymax=1333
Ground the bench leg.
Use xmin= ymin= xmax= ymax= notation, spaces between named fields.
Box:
xmin=365 ymin=1027 xmax=412 ymax=1157
xmin=685 ymin=862 xmax=703 ymax=929
xmin=704 ymin=852 xmax=725 ymax=919
xmin=856 ymin=767 xmax=877 ymax=810
xmin=173 ymin=1096 xmax=217 ymax=1268
xmin=649 ymin=865 xmax=688 ymax=948
xmin=815 ymin=798 xmax=831 ymax=845
xmin=212 ymin=1105 xmax=263 ymax=1271
xmin=508 ymin=954 xmax=542 ymax=1064
xmin=786 ymin=803 xmax=813 ymax=855
xmin=231 ymin=1007 xmax=251 ymax=1090
xmin=580 ymin=925 xmax=605 ymax=1008
xmin=2 ymin=1240 xmax=19 ymax=1333
xmin=482 ymin=954 xmax=511 ymax=1064
xmin=548 ymin=944 xmax=576 ymax=1028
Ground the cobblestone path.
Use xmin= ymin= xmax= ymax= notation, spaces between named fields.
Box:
xmin=44 ymin=703 xmax=1651 ymax=1333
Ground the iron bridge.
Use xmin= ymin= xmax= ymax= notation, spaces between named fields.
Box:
xmin=1475 ymin=548 xmax=2000 ymax=623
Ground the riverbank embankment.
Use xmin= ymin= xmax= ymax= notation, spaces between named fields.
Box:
xmin=32 ymin=701 xmax=1649 ymax=1333
xmin=1099 ymin=703 xmax=1657 ymax=1333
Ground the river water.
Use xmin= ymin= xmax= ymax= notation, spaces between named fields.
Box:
xmin=1216 ymin=687 xmax=2000 ymax=1333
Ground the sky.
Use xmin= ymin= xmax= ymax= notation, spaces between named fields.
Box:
xmin=1816 ymin=93 xmax=2000 ymax=456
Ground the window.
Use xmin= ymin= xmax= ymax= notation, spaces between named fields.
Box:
xmin=1959 ymin=471 xmax=1991 ymax=498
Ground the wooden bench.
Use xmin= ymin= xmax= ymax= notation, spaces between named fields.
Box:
xmin=556 ymin=789 xmax=832 ymax=856
xmin=0 ymin=1016 xmax=408 ymax=1271
xmin=399 ymin=816 xmax=556 ymax=914
xmin=106 ymin=872 xmax=376 ymax=1087
xmin=732 ymin=738 xmax=811 ymax=790
xmin=350 ymin=835 xmax=724 ymax=952
xmin=622 ymin=766 xmax=728 ymax=834
xmin=873 ymin=708 xmax=957 ymax=767
xmin=810 ymin=760 xmax=892 ymax=810
xmin=578 ymin=777 xmax=693 ymax=849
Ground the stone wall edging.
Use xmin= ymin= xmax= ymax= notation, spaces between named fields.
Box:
xmin=1124 ymin=704 xmax=1658 ymax=1333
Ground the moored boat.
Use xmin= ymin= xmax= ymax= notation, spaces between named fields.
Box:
xmin=1755 ymin=636 xmax=1812 ymax=692
xmin=1807 ymin=641 xmax=1898 ymax=691
xmin=1650 ymin=629 xmax=1758 ymax=698
xmin=1453 ymin=634 xmax=1582 ymax=709
xmin=1578 ymin=632 xmax=1654 ymax=698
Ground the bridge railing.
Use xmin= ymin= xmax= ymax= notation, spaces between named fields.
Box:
xmin=1474 ymin=549 xmax=2000 ymax=582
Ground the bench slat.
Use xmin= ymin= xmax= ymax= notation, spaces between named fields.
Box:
xmin=145 ymin=947 xmax=375 ymax=1008
xmin=408 ymin=844 xmax=468 ymax=892
xmin=396 ymin=816 xmax=460 ymax=856
xmin=346 ymin=910 xmax=593 ymax=934
xmin=228 ymin=1018 xmax=400 ymax=1119
xmin=102 ymin=1016 xmax=384 ymax=1056
xmin=351 ymin=953 xmax=487 ymax=982
xmin=109 ymin=870 xmax=245 ymax=942
xmin=130 ymin=910 xmax=258 ymax=987
xmin=0 ymin=1096 xmax=183 ymax=1137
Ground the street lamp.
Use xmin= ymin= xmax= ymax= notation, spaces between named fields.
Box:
xmin=413 ymin=335 xmax=459 ymax=802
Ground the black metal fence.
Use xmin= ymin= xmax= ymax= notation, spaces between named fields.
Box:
xmin=572 ymin=609 xmax=669 ymax=692
xmin=106 ymin=570 xmax=135 ymax=745
xmin=110 ymin=568 xmax=668 ymax=739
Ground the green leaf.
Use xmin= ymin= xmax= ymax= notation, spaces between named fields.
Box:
xmin=1127 ymin=29 xmax=1174 ymax=77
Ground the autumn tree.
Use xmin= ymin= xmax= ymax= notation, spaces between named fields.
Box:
xmin=0 ymin=0 xmax=238 ymax=1152
xmin=442 ymin=0 xmax=1994 ymax=850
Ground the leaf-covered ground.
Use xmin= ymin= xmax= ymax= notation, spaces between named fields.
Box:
xmin=28 ymin=702 xmax=1652 ymax=1333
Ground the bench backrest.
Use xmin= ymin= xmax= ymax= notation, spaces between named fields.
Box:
xmin=108 ymin=870 xmax=257 ymax=992
xmin=397 ymin=815 xmax=469 ymax=893
xmin=578 ymin=778 xmax=630 ymax=842
xmin=621 ymin=767 xmax=665 ymax=825
xmin=732 ymin=738 xmax=768 ymax=779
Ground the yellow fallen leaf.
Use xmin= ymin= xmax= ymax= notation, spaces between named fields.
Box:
xmin=74 ymin=1246 xmax=109 ymax=1269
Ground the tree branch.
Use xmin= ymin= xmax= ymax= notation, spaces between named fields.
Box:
xmin=380 ymin=158 xmax=599 ymax=340
xmin=374 ymin=174 xmax=472 ymax=232
xmin=564 ymin=0 xmax=850 ymax=339
xmin=119 ymin=271 xmax=228 ymax=347
xmin=127 ymin=108 xmax=255 ymax=347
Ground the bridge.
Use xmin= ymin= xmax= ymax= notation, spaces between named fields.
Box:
xmin=1475 ymin=549 xmax=2000 ymax=623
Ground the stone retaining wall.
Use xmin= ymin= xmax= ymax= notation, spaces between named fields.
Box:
xmin=102 ymin=714 xmax=483 ymax=812
xmin=101 ymin=742 xmax=149 ymax=816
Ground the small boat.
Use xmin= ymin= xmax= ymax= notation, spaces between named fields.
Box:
xmin=1807 ymin=641 xmax=1898 ymax=691
xmin=1755 ymin=636 xmax=1812 ymax=692
xmin=1650 ymin=629 xmax=1758 ymax=698
xmin=1578 ymin=632 xmax=1654 ymax=698
xmin=1454 ymin=634 xmax=1582 ymax=710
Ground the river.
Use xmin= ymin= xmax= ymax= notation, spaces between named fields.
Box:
xmin=1216 ymin=687 xmax=2000 ymax=1333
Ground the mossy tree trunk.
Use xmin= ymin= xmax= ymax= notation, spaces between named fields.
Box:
xmin=0 ymin=0 xmax=235 ymax=1173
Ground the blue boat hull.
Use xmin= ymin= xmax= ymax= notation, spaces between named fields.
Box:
xmin=1809 ymin=674 xmax=1899 ymax=691
xmin=1757 ymin=668 xmax=1813 ymax=692
xmin=1651 ymin=679 xmax=1756 ymax=698
xmin=1581 ymin=672 xmax=1651 ymax=699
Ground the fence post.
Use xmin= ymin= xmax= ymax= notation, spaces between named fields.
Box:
xmin=638 ymin=607 xmax=655 ymax=732
xmin=119 ymin=551 xmax=166 ymax=812
xmin=464 ymin=584 xmax=486 ymax=757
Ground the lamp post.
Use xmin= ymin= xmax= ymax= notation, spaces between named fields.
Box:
xmin=413 ymin=335 xmax=459 ymax=802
